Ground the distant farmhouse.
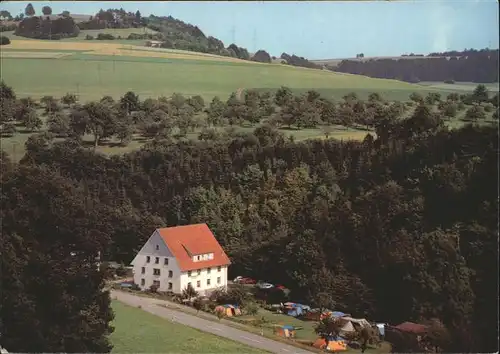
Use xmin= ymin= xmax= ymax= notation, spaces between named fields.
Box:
xmin=145 ymin=40 xmax=164 ymax=48
xmin=131 ymin=224 xmax=230 ymax=294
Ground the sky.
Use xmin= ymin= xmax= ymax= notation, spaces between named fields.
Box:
xmin=1 ymin=1 xmax=498 ymax=59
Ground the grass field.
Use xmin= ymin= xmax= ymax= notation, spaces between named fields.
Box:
xmin=0 ymin=35 xmax=466 ymax=102
xmin=110 ymin=300 xmax=269 ymax=353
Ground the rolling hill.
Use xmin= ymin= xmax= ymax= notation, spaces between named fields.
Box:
xmin=0 ymin=30 xmax=464 ymax=102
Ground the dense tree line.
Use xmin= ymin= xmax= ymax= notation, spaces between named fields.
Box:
xmin=14 ymin=15 xmax=80 ymax=39
xmin=1 ymin=80 xmax=498 ymax=352
xmin=281 ymin=52 xmax=322 ymax=69
xmin=332 ymin=49 xmax=499 ymax=83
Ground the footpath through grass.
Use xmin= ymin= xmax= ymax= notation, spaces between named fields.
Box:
xmin=110 ymin=300 xmax=269 ymax=353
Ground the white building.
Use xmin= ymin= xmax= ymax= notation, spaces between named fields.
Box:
xmin=131 ymin=224 xmax=231 ymax=295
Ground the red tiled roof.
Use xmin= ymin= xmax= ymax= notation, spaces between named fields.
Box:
xmin=157 ymin=224 xmax=231 ymax=272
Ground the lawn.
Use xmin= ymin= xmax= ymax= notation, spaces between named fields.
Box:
xmin=110 ymin=300 xmax=269 ymax=353
xmin=233 ymin=308 xmax=319 ymax=341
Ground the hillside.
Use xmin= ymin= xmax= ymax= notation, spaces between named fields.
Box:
xmin=320 ymin=49 xmax=499 ymax=83
xmin=0 ymin=37 xmax=461 ymax=104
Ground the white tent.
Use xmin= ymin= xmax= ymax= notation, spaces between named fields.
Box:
xmin=339 ymin=320 xmax=356 ymax=335
xmin=342 ymin=316 xmax=371 ymax=329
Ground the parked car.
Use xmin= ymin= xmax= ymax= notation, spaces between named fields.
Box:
xmin=233 ymin=276 xmax=243 ymax=282
xmin=256 ymin=282 xmax=274 ymax=289
xmin=240 ymin=277 xmax=257 ymax=284
xmin=275 ymin=284 xmax=287 ymax=290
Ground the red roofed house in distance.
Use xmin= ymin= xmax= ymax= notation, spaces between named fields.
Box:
xmin=130 ymin=224 xmax=231 ymax=294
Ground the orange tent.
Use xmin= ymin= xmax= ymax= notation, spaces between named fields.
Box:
xmin=312 ymin=337 xmax=348 ymax=352
xmin=274 ymin=325 xmax=296 ymax=338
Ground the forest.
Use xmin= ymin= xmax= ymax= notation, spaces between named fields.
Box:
xmin=332 ymin=49 xmax=499 ymax=83
xmin=1 ymin=77 xmax=498 ymax=353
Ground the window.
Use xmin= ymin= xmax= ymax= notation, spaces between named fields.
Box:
xmin=168 ymin=282 xmax=173 ymax=290
xmin=217 ymin=266 xmax=221 ymax=272
xmin=141 ymin=267 xmax=145 ymax=274
xmin=208 ymin=253 xmax=214 ymax=260
xmin=155 ymin=245 xmax=159 ymax=250
xmin=168 ymin=270 xmax=173 ymax=278
xmin=217 ymin=277 xmax=221 ymax=284
xmin=153 ymin=268 xmax=160 ymax=276
xmin=207 ymin=267 xmax=211 ymax=274
xmin=141 ymin=278 xmax=145 ymax=286
xmin=155 ymin=257 xmax=159 ymax=264
xmin=197 ymin=255 xmax=201 ymax=261
xmin=197 ymin=280 xmax=201 ymax=288
xmin=203 ymin=254 xmax=208 ymax=260
xmin=146 ymin=256 xmax=150 ymax=263
xmin=207 ymin=279 xmax=211 ymax=286
xmin=197 ymin=269 xmax=201 ymax=275
xmin=164 ymin=258 xmax=169 ymax=265
xmin=188 ymin=270 xmax=192 ymax=276
xmin=153 ymin=280 xmax=160 ymax=287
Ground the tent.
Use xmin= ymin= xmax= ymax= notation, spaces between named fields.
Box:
xmin=215 ymin=304 xmax=241 ymax=317
xmin=283 ymin=302 xmax=309 ymax=317
xmin=341 ymin=316 xmax=371 ymax=329
xmin=339 ymin=321 xmax=356 ymax=336
xmin=312 ymin=336 xmax=348 ymax=352
xmin=274 ymin=325 xmax=296 ymax=338
xmin=376 ymin=323 xmax=386 ymax=337
xmin=332 ymin=311 xmax=349 ymax=318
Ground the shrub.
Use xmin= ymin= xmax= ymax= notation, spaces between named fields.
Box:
xmin=0 ymin=36 xmax=10 ymax=45
xmin=85 ymin=34 xmax=94 ymax=40
xmin=149 ymin=284 xmax=159 ymax=293
xmin=483 ymin=103 xmax=494 ymax=112
xmin=444 ymin=79 xmax=455 ymax=84
xmin=244 ymin=301 xmax=259 ymax=316
xmin=96 ymin=33 xmax=115 ymax=40
xmin=115 ymin=265 xmax=128 ymax=276
xmin=465 ymin=105 xmax=486 ymax=121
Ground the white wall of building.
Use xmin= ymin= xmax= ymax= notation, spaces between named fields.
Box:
xmin=180 ymin=265 xmax=228 ymax=295
xmin=131 ymin=231 xmax=229 ymax=295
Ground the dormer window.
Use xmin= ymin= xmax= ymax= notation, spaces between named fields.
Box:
xmin=156 ymin=245 xmax=159 ymax=250
xmin=192 ymin=253 xmax=214 ymax=262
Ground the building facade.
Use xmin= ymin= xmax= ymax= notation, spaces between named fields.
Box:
xmin=131 ymin=224 xmax=230 ymax=294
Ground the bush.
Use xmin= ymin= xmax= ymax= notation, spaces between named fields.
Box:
xmin=444 ymin=79 xmax=455 ymax=84
xmin=149 ymin=284 xmax=159 ymax=293
xmin=465 ymin=105 xmax=486 ymax=121
xmin=483 ymin=103 xmax=494 ymax=112
xmin=0 ymin=36 xmax=11 ymax=45
xmin=244 ymin=301 xmax=259 ymax=315
xmin=115 ymin=265 xmax=128 ymax=276
xmin=96 ymin=33 xmax=115 ymax=40
xmin=85 ymin=34 xmax=94 ymax=40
